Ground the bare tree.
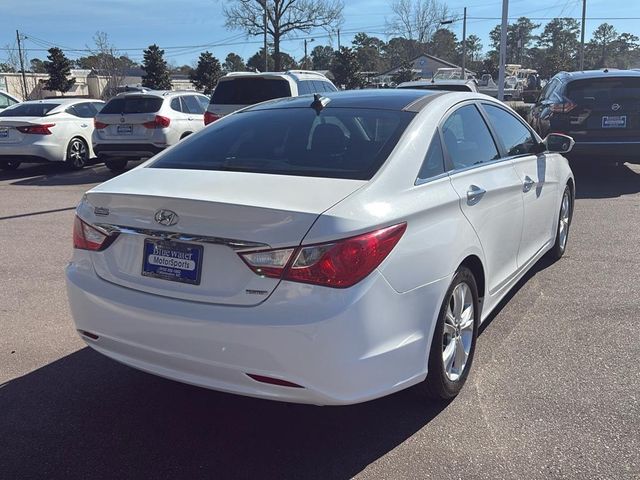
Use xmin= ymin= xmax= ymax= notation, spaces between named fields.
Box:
xmin=224 ymin=0 xmax=344 ymax=71
xmin=387 ymin=0 xmax=451 ymax=45
xmin=86 ymin=32 xmax=129 ymax=99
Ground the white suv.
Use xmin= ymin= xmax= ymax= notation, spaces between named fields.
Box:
xmin=93 ymin=90 xmax=209 ymax=172
xmin=204 ymin=70 xmax=338 ymax=125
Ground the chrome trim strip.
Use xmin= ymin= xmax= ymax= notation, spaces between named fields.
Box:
xmin=94 ymin=224 xmax=269 ymax=251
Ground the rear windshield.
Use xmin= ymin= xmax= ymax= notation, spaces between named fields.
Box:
xmin=566 ymin=77 xmax=640 ymax=105
xmin=210 ymin=78 xmax=292 ymax=105
xmin=0 ymin=103 xmax=59 ymax=117
xmin=100 ymin=96 xmax=163 ymax=114
xmin=150 ymin=107 xmax=414 ymax=180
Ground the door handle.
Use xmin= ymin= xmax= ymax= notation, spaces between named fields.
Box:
xmin=187 ymin=117 xmax=194 ymax=121
xmin=466 ymin=185 xmax=486 ymax=205
xmin=523 ymin=176 xmax=535 ymax=192
xmin=80 ymin=124 xmax=88 ymax=128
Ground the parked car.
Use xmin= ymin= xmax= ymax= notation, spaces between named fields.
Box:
xmin=204 ymin=70 xmax=338 ymax=125
xmin=93 ymin=90 xmax=210 ymax=172
xmin=529 ymin=69 xmax=640 ymax=164
xmin=0 ymin=98 xmax=104 ymax=171
xmin=396 ymin=79 xmax=478 ymax=92
xmin=67 ymin=89 xmax=575 ymax=405
xmin=0 ymin=90 xmax=20 ymax=111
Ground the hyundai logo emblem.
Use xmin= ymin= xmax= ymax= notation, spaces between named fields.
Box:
xmin=611 ymin=103 xmax=621 ymax=111
xmin=154 ymin=209 xmax=179 ymax=226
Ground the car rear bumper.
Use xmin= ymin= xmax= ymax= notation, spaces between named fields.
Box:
xmin=0 ymin=142 xmax=65 ymax=162
xmin=65 ymin=254 xmax=448 ymax=405
xmin=94 ymin=143 xmax=165 ymax=159
xmin=568 ymin=141 xmax=640 ymax=163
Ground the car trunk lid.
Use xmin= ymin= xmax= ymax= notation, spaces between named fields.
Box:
xmin=566 ymin=76 xmax=640 ymax=141
xmin=80 ymin=167 xmax=365 ymax=306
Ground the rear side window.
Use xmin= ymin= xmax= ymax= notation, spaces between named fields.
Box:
xmin=100 ymin=96 xmax=163 ymax=114
xmin=170 ymin=97 xmax=184 ymax=113
xmin=67 ymin=103 xmax=97 ymax=118
xmin=182 ymin=95 xmax=205 ymax=114
xmin=0 ymin=103 xmax=59 ymax=117
xmin=196 ymin=95 xmax=209 ymax=110
xmin=566 ymin=77 xmax=640 ymax=106
xmin=416 ymin=132 xmax=445 ymax=183
xmin=442 ymin=105 xmax=499 ymax=169
xmin=483 ymin=104 xmax=537 ymax=157
xmin=151 ymin=107 xmax=415 ymax=180
xmin=211 ymin=78 xmax=291 ymax=105
xmin=0 ymin=93 xmax=18 ymax=108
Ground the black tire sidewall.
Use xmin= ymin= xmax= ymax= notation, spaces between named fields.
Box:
xmin=425 ymin=267 xmax=480 ymax=400
xmin=549 ymin=185 xmax=572 ymax=260
xmin=104 ymin=158 xmax=128 ymax=172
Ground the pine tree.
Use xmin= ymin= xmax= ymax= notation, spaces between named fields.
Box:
xmin=44 ymin=47 xmax=75 ymax=94
xmin=189 ymin=52 xmax=223 ymax=95
xmin=141 ymin=44 xmax=172 ymax=90
xmin=331 ymin=47 xmax=362 ymax=90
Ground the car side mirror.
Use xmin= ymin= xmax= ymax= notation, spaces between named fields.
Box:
xmin=543 ymin=133 xmax=575 ymax=154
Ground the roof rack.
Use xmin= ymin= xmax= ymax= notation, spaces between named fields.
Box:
xmin=285 ymin=70 xmax=328 ymax=78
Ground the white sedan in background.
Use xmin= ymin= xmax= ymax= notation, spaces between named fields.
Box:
xmin=0 ymin=98 xmax=104 ymax=170
xmin=66 ymin=90 xmax=575 ymax=405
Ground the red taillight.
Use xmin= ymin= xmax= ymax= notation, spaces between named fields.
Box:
xmin=94 ymin=119 xmax=108 ymax=129
xmin=549 ymin=98 xmax=577 ymax=113
xmin=73 ymin=215 xmax=117 ymax=251
xmin=143 ymin=115 xmax=171 ymax=129
xmin=239 ymin=223 xmax=407 ymax=288
xmin=16 ymin=123 xmax=55 ymax=135
xmin=204 ymin=111 xmax=221 ymax=125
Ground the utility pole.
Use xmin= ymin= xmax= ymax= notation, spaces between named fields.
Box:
xmin=262 ymin=1 xmax=268 ymax=72
xmin=337 ymin=29 xmax=341 ymax=50
xmin=497 ymin=0 xmax=509 ymax=101
xmin=579 ymin=0 xmax=587 ymax=70
xmin=461 ymin=7 xmax=467 ymax=80
xmin=304 ymin=38 xmax=314 ymax=69
xmin=16 ymin=30 xmax=29 ymax=101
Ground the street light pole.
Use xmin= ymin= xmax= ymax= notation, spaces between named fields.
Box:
xmin=461 ymin=7 xmax=467 ymax=80
xmin=497 ymin=0 xmax=509 ymax=101
xmin=579 ymin=0 xmax=587 ymax=70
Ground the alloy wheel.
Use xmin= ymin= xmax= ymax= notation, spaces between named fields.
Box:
xmin=442 ymin=282 xmax=474 ymax=381
xmin=68 ymin=139 xmax=88 ymax=168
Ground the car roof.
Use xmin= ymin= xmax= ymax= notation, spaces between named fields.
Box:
xmin=19 ymin=98 xmax=102 ymax=106
xmin=114 ymin=90 xmax=206 ymax=99
xmin=221 ymin=70 xmax=330 ymax=82
xmin=557 ymin=69 xmax=640 ymax=82
xmin=245 ymin=89 xmax=447 ymax=113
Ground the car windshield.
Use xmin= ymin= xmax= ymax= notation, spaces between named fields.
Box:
xmin=100 ymin=96 xmax=163 ymax=114
xmin=566 ymin=77 xmax=640 ymax=106
xmin=151 ymin=107 xmax=414 ymax=180
xmin=210 ymin=78 xmax=292 ymax=105
xmin=0 ymin=103 xmax=59 ymax=117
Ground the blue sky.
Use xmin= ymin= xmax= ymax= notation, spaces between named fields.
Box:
xmin=1 ymin=0 xmax=636 ymax=68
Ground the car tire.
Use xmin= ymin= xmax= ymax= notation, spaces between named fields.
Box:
xmin=422 ymin=266 xmax=479 ymax=401
xmin=547 ymin=184 xmax=572 ymax=261
xmin=0 ymin=160 xmax=20 ymax=171
xmin=65 ymin=137 xmax=89 ymax=170
xmin=104 ymin=158 xmax=128 ymax=173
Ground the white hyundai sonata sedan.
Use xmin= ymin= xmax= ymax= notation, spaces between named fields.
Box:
xmin=66 ymin=90 xmax=575 ymax=405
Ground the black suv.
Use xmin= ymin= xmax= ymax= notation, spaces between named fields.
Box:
xmin=529 ymin=69 xmax=640 ymax=164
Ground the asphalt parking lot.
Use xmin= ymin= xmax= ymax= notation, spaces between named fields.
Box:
xmin=1 ymin=160 xmax=639 ymax=480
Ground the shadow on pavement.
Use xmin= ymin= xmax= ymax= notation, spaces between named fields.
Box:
xmin=0 ymin=160 xmax=132 ymax=187
xmin=0 ymin=348 xmax=447 ymax=479
xmin=571 ymin=162 xmax=640 ymax=199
